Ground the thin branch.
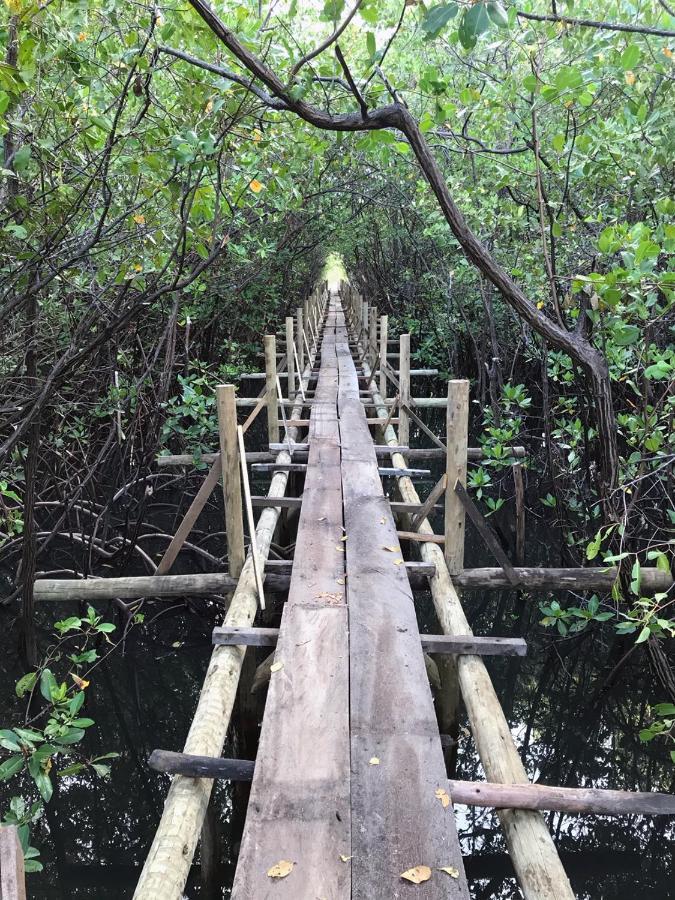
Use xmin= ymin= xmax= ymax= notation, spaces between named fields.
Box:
xmin=516 ymin=9 xmax=675 ymax=38
xmin=288 ymin=0 xmax=363 ymax=81
xmin=158 ymin=45 xmax=289 ymax=110
xmin=335 ymin=43 xmax=368 ymax=119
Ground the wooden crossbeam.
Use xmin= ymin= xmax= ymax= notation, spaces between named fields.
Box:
xmin=146 ymin=758 xmax=675 ymax=815
xmin=213 ymin=626 xmax=527 ymax=656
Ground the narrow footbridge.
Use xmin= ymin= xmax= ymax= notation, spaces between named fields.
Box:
xmin=33 ymin=282 xmax=675 ymax=899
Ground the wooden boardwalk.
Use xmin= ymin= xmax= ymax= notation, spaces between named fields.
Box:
xmin=32 ymin=280 xmax=675 ymax=900
xmin=232 ymin=297 xmax=468 ymax=897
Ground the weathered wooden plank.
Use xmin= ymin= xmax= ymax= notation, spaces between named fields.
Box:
xmin=231 ymin=298 xmax=350 ymax=900
xmin=213 ymin=626 xmax=280 ymax=646
xmin=447 ymin=780 xmax=675 ymax=816
xmin=0 ymin=826 xmax=26 ymax=900
xmin=421 ymin=635 xmax=527 ymax=656
xmin=213 ymin=628 xmax=526 ymax=657
xmin=148 ymin=750 xmax=255 ymax=781
xmin=336 ymin=304 xmax=469 ymax=899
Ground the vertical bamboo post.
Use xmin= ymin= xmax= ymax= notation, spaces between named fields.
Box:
xmin=445 ymin=379 xmax=469 ymax=575
xmin=285 ymin=316 xmax=295 ymax=402
xmin=264 ymin=335 xmax=279 ymax=445
xmin=361 ymin=302 xmax=369 ymax=345
xmin=399 ymin=333 xmax=410 ymax=447
xmin=296 ymin=307 xmax=304 ymax=374
xmin=216 ymin=385 xmax=245 ymax=578
xmin=369 ymin=306 xmax=377 ymax=365
xmin=379 ymin=314 xmax=388 ymax=399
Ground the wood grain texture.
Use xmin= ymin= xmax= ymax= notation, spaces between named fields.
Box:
xmin=335 ymin=303 xmax=469 ymax=899
xmin=0 ymin=826 xmax=26 ymax=900
xmin=231 ymin=299 xmax=350 ymax=900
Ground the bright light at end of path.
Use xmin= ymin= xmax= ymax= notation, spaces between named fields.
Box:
xmin=322 ymin=252 xmax=348 ymax=291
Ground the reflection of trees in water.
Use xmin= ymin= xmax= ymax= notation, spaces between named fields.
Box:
xmin=454 ymin=586 xmax=674 ymax=897
xmin=1 ymin=520 xmax=672 ymax=897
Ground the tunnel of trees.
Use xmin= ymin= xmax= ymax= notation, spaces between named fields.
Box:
xmin=0 ymin=0 xmax=673 ymax=895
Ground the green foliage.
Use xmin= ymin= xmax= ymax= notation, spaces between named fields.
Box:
xmin=0 ymin=609 xmax=120 ymax=871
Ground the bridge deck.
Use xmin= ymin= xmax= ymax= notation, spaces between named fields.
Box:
xmin=232 ymin=296 xmax=468 ymax=898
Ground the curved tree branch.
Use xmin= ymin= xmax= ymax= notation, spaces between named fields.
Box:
xmin=516 ymin=9 xmax=675 ymax=38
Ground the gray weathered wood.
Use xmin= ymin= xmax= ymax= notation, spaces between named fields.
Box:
xmin=231 ymin=296 xmax=350 ymax=900
xmin=421 ymin=635 xmax=527 ymax=656
xmin=338 ymin=303 xmax=469 ymax=898
xmin=216 ymin=385 xmax=245 ymax=578
xmin=148 ymin=750 xmax=255 ymax=781
xmin=0 ymin=826 xmax=26 ymax=900
xmin=445 ymin=380 xmax=469 ymax=575
xmin=447 ymin=780 xmax=675 ymax=816
xmin=213 ymin=626 xmax=280 ymax=646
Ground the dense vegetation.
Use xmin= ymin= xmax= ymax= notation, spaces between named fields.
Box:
xmin=0 ymin=0 xmax=673 ymax=884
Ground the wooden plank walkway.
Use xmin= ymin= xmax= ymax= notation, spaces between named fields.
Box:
xmin=232 ymin=305 xmax=350 ymax=898
xmin=232 ymin=296 xmax=469 ymax=897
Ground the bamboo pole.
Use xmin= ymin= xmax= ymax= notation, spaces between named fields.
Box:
xmin=216 ymin=385 xmax=245 ymax=579
xmin=264 ymin=335 xmax=279 ymax=444
xmin=285 ymin=316 xmax=295 ymax=402
xmin=379 ymin=314 xmax=388 ymax=399
xmin=357 ymin=313 xmax=575 ymax=900
xmin=296 ymin=307 xmax=304 ymax=374
xmin=237 ymin=426 xmax=265 ymax=611
xmin=369 ymin=305 xmax=377 ymax=366
xmin=398 ymin=334 xmax=410 ymax=447
xmin=445 ymin=380 xmax=469 ymax=575
xmin=134 ymin=319 xmax=317 ymax=900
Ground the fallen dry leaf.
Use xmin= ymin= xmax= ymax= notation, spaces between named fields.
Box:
xmin=369 ymin=756 xmax=380 ymax=765
xmin=339 ymin=854 xmax=352 ymax=862
xmin=335 ymin=545 xmax=345 ymax=552
xmin=394 ymin=558 xmax=404 ymax=566
xmin=438 ymin=866 xmax=459 ymax=878
xmin=267 ymin=859 xmax=293 ymax=879
xmin=435 ymin=788 xmax=450 ymax=809
xmin=400 ymin=865 xmax=432 ymax=884
xmin=336 ymin=578 xmax=345 ymax=585
xmin=340 ymin=535 xmax=348 ymax=542
xmin=383 ymin=545 xmax=398 ymax=552
xmin=270 ymin=661 xmax=284 ymax=673
xmin=379 ymin=517 xmax=386 ymax=524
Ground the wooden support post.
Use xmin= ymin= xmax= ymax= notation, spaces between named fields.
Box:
xmin=398 ymin=334 xmax=410 ymax=447
xmin=216 ymin=385 xmax=245 ymax=578
xmin=285 ymin=316 xmax=295 ymax=401
xmin=445 ymin=380 xmax=469 ymax=575
xmin=0 ymin=826 xmax=26 ymax=900
xmin=369 ymin=305 xmax=377 ymax=364
xmin=361 ymin=301 xmax=368 ymax=344
xmin=296 ymin=307 xmax=304 ymax=374
xmin=263 ymin=335 xmax=279 ymax=445
xmin=379 ymin=314 xmax=388 ymax=399
xmin=513 ymin=462 xmax=525 ymax=566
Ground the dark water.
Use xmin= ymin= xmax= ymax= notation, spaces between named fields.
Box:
xmin=1 ymin=383 xmax=673 ymax=899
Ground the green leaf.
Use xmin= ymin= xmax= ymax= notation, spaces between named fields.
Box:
xmin=486 ymin=1 xmax=508 ymax=28
xmin=621 ymin=45 xmax=641 ymax=70
xmin=95 ymin=622 xmax=116 ymax=633
xmin=636 ymin=625 xmax=650 ymax=644
xmin=40 ymin=669 xmax=58 ymax=702
xmin=53 ymin=727 xmax=85 ymax=746
xmin=554 ymin=66 xmax=583 ymax=93
xmin=0 ymin=730 xmax=22 ymax=752
xmin=552 ymin=134 xmax=565 ymax=153
xmin=32 ymin=770 xmax=53 ymax=803
xmin=458 ymin=3 xmax=490 ymax=49
xmin=15 ymin=672 xmax=37 ymax=699
xmin=613 ymin=324 xmax=640 ymax=347
xmin=0 ymin=755 xmax=24 ymax=780
xmin=366 ymin=31 xmax=376 ymax=58
xmin=421 ymin=3 xmax=459 ymax=39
